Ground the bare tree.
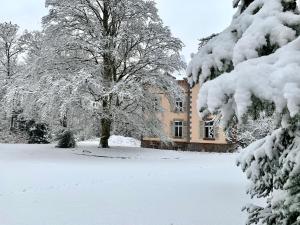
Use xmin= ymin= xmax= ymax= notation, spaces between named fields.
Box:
xmin=42 ymin=0 xmax=185 ymax=147
xmin=0 ymin=22 xmax=24 ymax=79
xmin=0 ymin=22 xmax=27 ymax=132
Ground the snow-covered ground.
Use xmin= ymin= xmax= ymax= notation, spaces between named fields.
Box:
xmin=0 ymin=139 xmax=250 ymax=225
xmin=80 ymin=135 xmax=141 ymax=148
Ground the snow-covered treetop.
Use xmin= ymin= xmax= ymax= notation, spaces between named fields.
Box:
xmin=43 ymin=0 xmax=185 ymax=78
xmin=188 ymin=0 xmax=300 ymax=85
xmin=187 ymin=0 xmax=300 ymax=123
xmin=201 ymin=38 xmax=300 ymax=120
xmin=0 ymin=22 xmax=25 ymax=78
xmin=3 ymin=0 xmax=185 ymax=141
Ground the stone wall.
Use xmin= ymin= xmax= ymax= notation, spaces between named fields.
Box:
xmin=141 ymin=140 xmax=236 ymax=152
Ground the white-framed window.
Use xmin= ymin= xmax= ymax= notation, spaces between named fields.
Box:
xmin=174 ymin=121 xmax=183 ymax=138
xmin=204 ymin=120 xmax=215 ymax=139
xmin=175 ymin=99 xmax=184 ymax=112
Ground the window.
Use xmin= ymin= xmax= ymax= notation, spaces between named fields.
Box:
xmin=174 ymin=121 xmax=183 ymax=138
xmin=204 ymin=120 xmax=215 ymax=139
xmin=175 ymin=100 xmax=184 ymax=112
xmin=154 ymin=97 xmax=160 ymax=111
xmin=10 ymin=115 xmax=17 ymax=129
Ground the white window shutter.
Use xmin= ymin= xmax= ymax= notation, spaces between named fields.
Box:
xmin=170 ymin=121 xmax=175 ymax=138
xmin=183 ymin=121 xmax=188 ymax=138
xmin=155 ymin=95 xmax=162 ymax=111
xmin=158 ymin=96 xmax=162 ymax=105
xmin=170 ymin=99 xmax=175 ymax=112
xmin=183 ymin=97 xmax=188 ymax=112
xmin=199 ymin=120 xmax=204 ymax=139
xmin=214 ymin=124 xmax=219 ymax=139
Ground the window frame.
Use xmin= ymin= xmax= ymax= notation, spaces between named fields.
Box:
xmin=204 ymin=120 xmax=215 ymax=140
xmin=153 ymin=96 xmax=160 ymax=111
xmin=175 ymin=99 xmax=184 ymax=112
xmin=174 ymin=120 xmax=183 ymax=138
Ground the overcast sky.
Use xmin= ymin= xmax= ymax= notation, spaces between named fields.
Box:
xmin=0 ymin=0 xmax=235 ymax=61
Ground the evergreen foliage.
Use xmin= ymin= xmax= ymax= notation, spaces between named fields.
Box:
xmin=26 ymin=120 xmax=50 ymax=144
xmin=188 ymin=0 xmax=300 ymax=224
xmin=56 ymin=130 xmax=76 ymax=148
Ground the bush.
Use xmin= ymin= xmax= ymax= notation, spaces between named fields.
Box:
xmin=56 ymin=130 xmax=76 ymax=148
xmin=26 ymin=120 xmax=50 ymax=144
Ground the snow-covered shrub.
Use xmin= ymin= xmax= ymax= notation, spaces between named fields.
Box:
xmin=187 ymin=0 xmax=300 ymax=224
xmin=26 ymin=120 xmax=50 ymax=144
xmin=0 ymin=113 xmax=50 ymax=144
xmin=56 ymin=130 xmax=76 ymax=148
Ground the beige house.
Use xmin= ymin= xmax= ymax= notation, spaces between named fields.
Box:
xmin=141 ymin=79 xmax=235 ymax=152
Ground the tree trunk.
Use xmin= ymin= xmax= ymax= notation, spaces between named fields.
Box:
xmin=100 ymin=61 xmax=113 ymax=148
xmin=100 ymin=116 xmax=111 ymax=148
xmin=100 ymin=87 xmax=111 ymax=148
xmin=99 ymin=3 xmax=115 ymax=148
xmin=99 ymin=77 xmax=112 ymax=148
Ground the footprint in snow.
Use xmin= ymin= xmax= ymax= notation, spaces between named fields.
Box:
xmin=161 ymin=157 xmax=180 ymax=160
xmin=82 ymin=150 xmax=92 ymax=154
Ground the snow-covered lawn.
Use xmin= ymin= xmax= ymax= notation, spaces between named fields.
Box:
xmin=0 ymin=139 xmax=250 ymax=225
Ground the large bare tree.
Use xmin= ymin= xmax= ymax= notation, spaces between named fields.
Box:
xmin=42 ymin=0 xmax=185 ymax=147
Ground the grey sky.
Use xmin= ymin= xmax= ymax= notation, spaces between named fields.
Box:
xmin=155 ymin=0 xmax=235 ymax=61
xmin=0 ymin=1 xmax=47 ymax=31
xmin=0 ymin=0 xmax=235 ymax=61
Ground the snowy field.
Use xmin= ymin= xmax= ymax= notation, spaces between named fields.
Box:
xmin=0 ymin=138 xmax=250 ymax=225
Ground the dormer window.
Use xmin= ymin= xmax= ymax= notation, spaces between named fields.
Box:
xmin=175 ymin=99 xmax=184 ymax=112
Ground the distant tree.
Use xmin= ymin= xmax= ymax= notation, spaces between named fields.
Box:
xmin=0 ymin=22 xmax=24 ymax=78
xmin=41 ymin=0 xmax=185 ymax=148
xmin=0 ymin=29 xmax=99 ymax=142
xmin=0 ymin=22 xmax=27 ymax=135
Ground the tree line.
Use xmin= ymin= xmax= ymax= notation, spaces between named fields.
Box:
xmin=0 ymin=0 xmax=186 ymax=147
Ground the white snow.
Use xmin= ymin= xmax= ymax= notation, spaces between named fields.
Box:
xmin=0 ymin=141 xmax=249 ymax=225
xmin=187 ymin=0 xmax=300 ymax=88
xmin=187 ymin=0 xmax=300 ymax=126
xmin=194 ymin=36 xmax=300 ymax=125
xmin=79 ymin=135 xmax=141 ymax=148
xmin=108 ymin=135 xmax=141 ymax=147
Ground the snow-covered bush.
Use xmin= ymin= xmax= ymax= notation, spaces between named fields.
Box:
xmin=187 ymin=0 xmax=300 ymax=224
xmin=55 ymin=130 xmax=76 ymax=148
xmin=25 ymin=120 xmax=50 ymax=144
xmin=0 ymin=113 xmax=50 ymax=144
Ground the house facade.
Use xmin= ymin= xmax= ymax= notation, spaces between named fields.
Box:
xmin=141 ymin=79 xmax=235 ymax=152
